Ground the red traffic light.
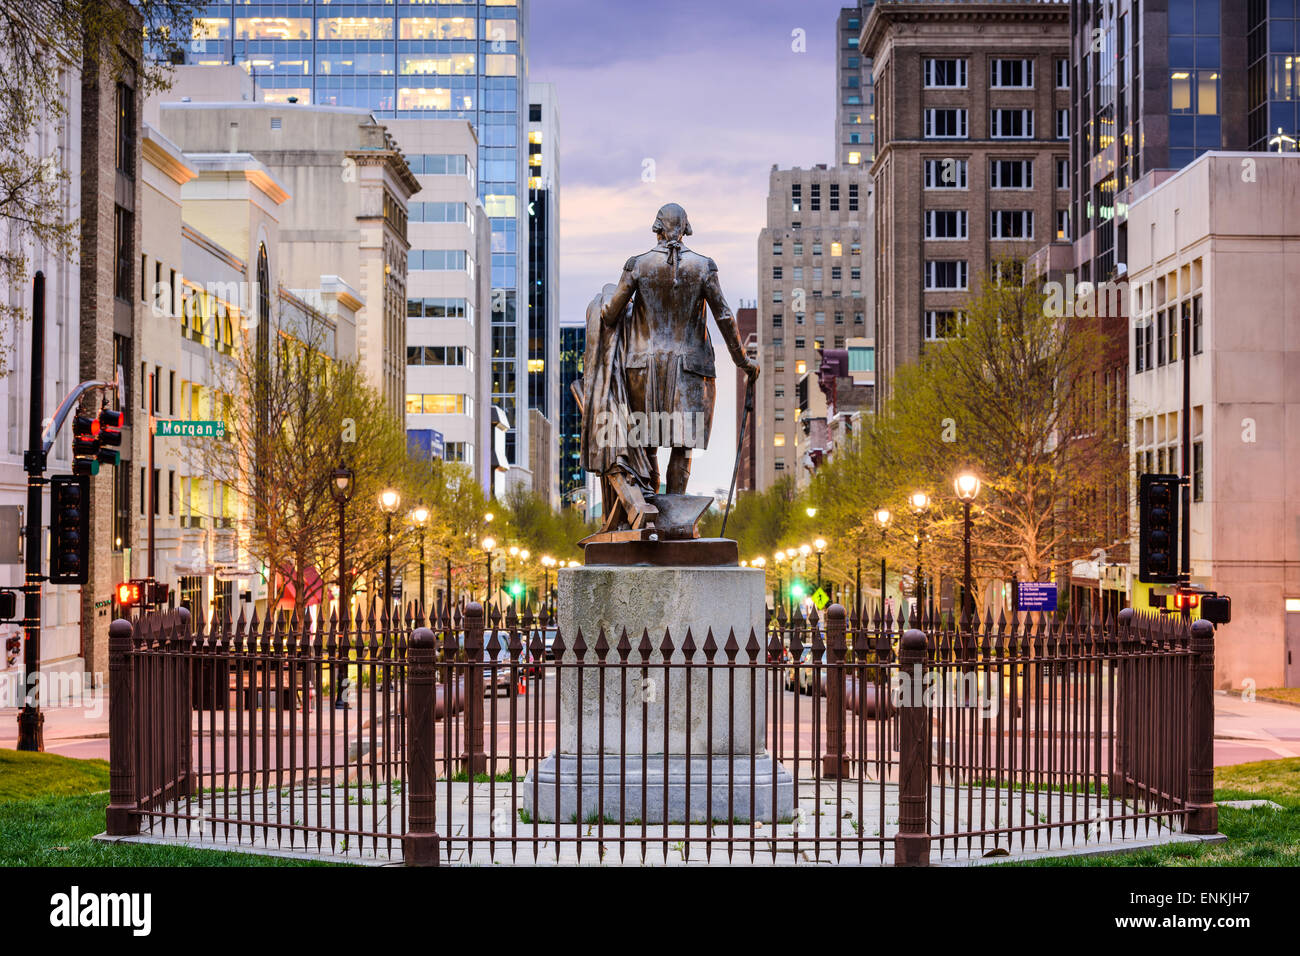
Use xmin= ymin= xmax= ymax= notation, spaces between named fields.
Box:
xmin=1172 ymin=589 xmax=1201 ymax=611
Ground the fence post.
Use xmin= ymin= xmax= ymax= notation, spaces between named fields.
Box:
xmin=894 ymin=627 xmax=931 ymax=866
xmin=1185 ymin=618 xmax=1219 ymax=835
xmin=404 ymin=626 xmax=440 ymax=865
xmin=176 ymin=607 xmax=193 ymax=798
xmin=821 ymin=604 xmax=849 ymax=778
xmin=1110 ymin=607 xmax=1134 ymax=799
xmin=460 ymin=601 xmax=487 ymax=776
xmin=106 ymin=618 xmax=138 ymax=836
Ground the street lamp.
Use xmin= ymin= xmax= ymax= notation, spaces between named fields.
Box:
xmin=481 ymin=536 xmax=497 ymax=609
xmin=329 ymin=462 xmax=354 ymax=709
xmin=411 ymin=505 xmax=429 ymax=615
xmin=954 ymin=470 xmax=982 ymax=623
xmin=806 ymin=507 xmax=817 ymax=519
xmin=813 ymin=538 xmax=826 ymax=596
xmin=910 ymin=491 xmax=930 ymax=615
xmin=773 ymin=550 xmax=787 ymax=614
xmin=875 ymin=507 xmax=891 ymax=617
xmin=378 ymin=489 xmax=400 ymax=619
xmin=541 ymin=555 xmax=555 ymax=621
xmin=518 ymin=549 xmax=531 ymax=608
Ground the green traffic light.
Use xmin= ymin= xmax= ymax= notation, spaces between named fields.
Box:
xmin=509 ymin=581 xmax=523 ymax=597
xmin=790 ymin=582 xmax=805 ymax=599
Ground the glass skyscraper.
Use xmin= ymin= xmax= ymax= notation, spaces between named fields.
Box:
xmin=188 ymin=0 xmax=531 ymax=466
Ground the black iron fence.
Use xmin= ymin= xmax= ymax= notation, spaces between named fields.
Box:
xmin=105 ymin=600 xmax=1218 ymax=865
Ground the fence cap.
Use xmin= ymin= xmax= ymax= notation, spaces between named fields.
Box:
xmin=901 ymin=628 xmax=927 ymax=651
xmin=826 ymin=603 xmax=846 ymax=621
xmin=1189 ymin=618 xmax=1215 ymax=642
xmin=108 ymin=618 xmax=133 ymax=642
xmin=410 ymin=626 xmax=436 ymax=648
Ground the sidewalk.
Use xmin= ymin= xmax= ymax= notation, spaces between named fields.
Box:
xmin=5 ymin=690 xmax=1300 ymax=766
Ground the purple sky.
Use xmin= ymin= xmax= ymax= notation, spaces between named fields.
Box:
xmin=530 ymin=0 xmax=849 ymax=495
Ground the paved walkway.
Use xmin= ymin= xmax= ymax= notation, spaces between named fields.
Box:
xmin=98 ymin=778 xmax=1218 ymax=867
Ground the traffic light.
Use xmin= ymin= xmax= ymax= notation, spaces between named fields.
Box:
xmin=116 ymin=580 xmax=143 ymax=609
xmin=49 ymin=474 xmax=90 ymax=584
xmin=790 ymin=581 xmax=806 ymax=601
xmin=1202 ymin=593 xmax=1232 ymax=625
xmin=1138 ymin=473 xmax=1181 ymax=584
xmin=508 ymin=581 xmax=523 ymax=598
xmin=1171 ymin=588 xmax=1200 ymax=612
xmin=0 ymin=588 xmax=16 ymax=621
xmin=71 ymin=414 xmax=100 ymax=476
xmin=147 ymin=581 xmax=170 ymax=606
xmin=96 ymin=408 xmax=123 ymax=468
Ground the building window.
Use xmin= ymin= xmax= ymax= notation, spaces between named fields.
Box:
xmin=924 ymin=310 xmax=965 ymax=341
xmin=924 ymin=158 xmax=967 ymax=189
xmin=772 ymin=266 xmax=783 ymax=280
xmin=1055 ymin=209 xmax=1070 ymax=241
xmin=772 ymin=242 xmax=783 ymax=255
xmin=791 ymin=183 xmax=802 ymax=212
xmin=924 ymin=58 xmax=967 ymax=88
xmin=406 ymin=393 xmax=470 ymax=415
xmin=924 ymin=108 xmax=968 ymax=138
xmin=1055 ymin=108 xmax=1070 ymax=139
xmin=1056 ymin=58 xmax=1069 ymax=90
xmin=990 ymin=210 xmax=1034 ymax=240
xmin=1192 ymin=294 xmax=1203 ymax=354
xmin=924 ymin=261 xmax=967 ymax=290
xmin=115 ymin=81 xmax=136 ymax=178
xmin=774 ymin=458 xmax=785 ymax=471
xmin=1192 ymin=441 xmax=1204 ymax=501
xmin=924 ymin=209 xmax=968 ymax=240
xmin=794 ymin=337 xmax=806 ymax=350
xmin=829 ymin=183 xmax=840 ymax=211
xmin=1056 ymin=157 xmax=1069 ymax=190
xmin=113 ymin=206 xmax=133 ymax=301
xmin=990 ymin=59 xmax=1033 ymax=89
xmin=774 ymin=434 xmax=786 ymax=447
xmin=990 ymin=159 xmax=1033 ymax=189
xmin=990 ymin=109 xmax=1033 ymax=138
xmin=810 ymin=183 xmax=821 ymax=211
xmin=848 ymin=183 xmax=859 ymax=211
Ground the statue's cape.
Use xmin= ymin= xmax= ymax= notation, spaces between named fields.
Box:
xmin=579 ymin=288 xmax=652 ymax=487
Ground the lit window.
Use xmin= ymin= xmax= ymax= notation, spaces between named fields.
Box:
xmin=774 ymin=434 xmax=786 ymax=447
xmin=795 ymin=360 xmax=807 ymax=375
xmin=847 ymin=151 xmax=861 ymax=165
xmin=830 ymin=241 xmax=842 ymax=257
xmin=399 ymin=17 xmax=476 ymax=41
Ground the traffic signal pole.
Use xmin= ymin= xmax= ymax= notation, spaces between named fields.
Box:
xmin=1181 ymin=306 xmax=1192 ymax=587
xmin=17 ymin=272 xmax=47 ymax=751
xmin=148 ymin=370 xmax=155 ymax=580
xmin=16 ymin=273 xmax=125 ymax=751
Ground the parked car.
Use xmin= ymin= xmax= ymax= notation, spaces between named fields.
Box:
xmin=459 ymin=635 xmax=533 ymax=696
xmin=784 ymin=647 xmax=828 ymax=695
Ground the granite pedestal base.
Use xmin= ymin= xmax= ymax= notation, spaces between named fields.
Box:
xmin=525 ymin=753 xmax=794 ymax=824
xmin=522 ymin=563 xmax=794 ymax=824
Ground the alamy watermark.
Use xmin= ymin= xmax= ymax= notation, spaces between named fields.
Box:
xmin=592 ymin=404 xmax=708 ymax=450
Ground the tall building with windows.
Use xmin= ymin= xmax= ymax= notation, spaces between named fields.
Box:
xmin=862 ymin=0 xmax=1070 ymax=404
xmin=836 ymin=3 xmax=877 ymax=166
xmin=186 ymin=0 xmax=532 ymax=481
xmin=527 ymin=81 xmax=560 ymax=506
xmin=557 ymin=319 xmax=585 ymax=510
xmin=755 ymin=166 xmax=871 ymax=489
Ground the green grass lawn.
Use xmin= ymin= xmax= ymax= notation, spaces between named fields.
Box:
xmin=3 ymin=749 xmax=1297 ymax=867
xmin=0 ymin=749 xmax=339 ymax=867
xmin=1012 ymin=758 xmax=1300 ymax=867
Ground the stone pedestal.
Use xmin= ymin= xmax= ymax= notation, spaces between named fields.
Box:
xmin=523 ymin=564 xmax=794 ymax=823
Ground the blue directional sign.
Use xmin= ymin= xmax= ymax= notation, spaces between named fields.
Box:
xmin=1017 ymin=583 xmax=1058 ymax=613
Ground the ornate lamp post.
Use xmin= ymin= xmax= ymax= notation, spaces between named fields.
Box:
xmin=954 ymin=470 xmax=982 ymax=623
xmin=541 ymin=555 xmax=556 ymax=620
xmin=875 ymin=507 xmax=891 ymax=616
xmin=329 ymin=462 xmax=354 ymax=709
xmin=910 ymin=491 xmax=930 ymax=614
xmin=813 ymin=538 xmax=827 ymax=597
xmin=411 ymin=505 xmax=429 ymax=615
xmin=481 ymin=536 xmax=497 ymax=609
xmin=378 ymin=489 xmax=400 ymax=618
xmin=773 ymin=550 xmax=787 ymax=613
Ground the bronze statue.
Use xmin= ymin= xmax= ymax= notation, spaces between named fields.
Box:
xmin=575 ymin=203 xmax=759 ymax=540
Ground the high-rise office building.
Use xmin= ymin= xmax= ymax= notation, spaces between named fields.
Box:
xmin=557 ymin=320 xmax=585 ymax=509
xmin=836 ymin=3 xmax=877 ymax=166
xmin=527 ymin=82 xmax=560 ymax=506
xmin=862 ymin=0 xmax=1070 ymax=404
xmin=187 ymin=1 xmax=532 ymax=480
xmin=755 ymin=165 xmax=871 ymax=489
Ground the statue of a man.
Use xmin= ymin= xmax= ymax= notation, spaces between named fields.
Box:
xmin=601 ymin=203 xmax=759 ymax=497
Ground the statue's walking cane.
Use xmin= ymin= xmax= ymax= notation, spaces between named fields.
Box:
xmin=721 ymin=378 xmax=755 ymax=538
